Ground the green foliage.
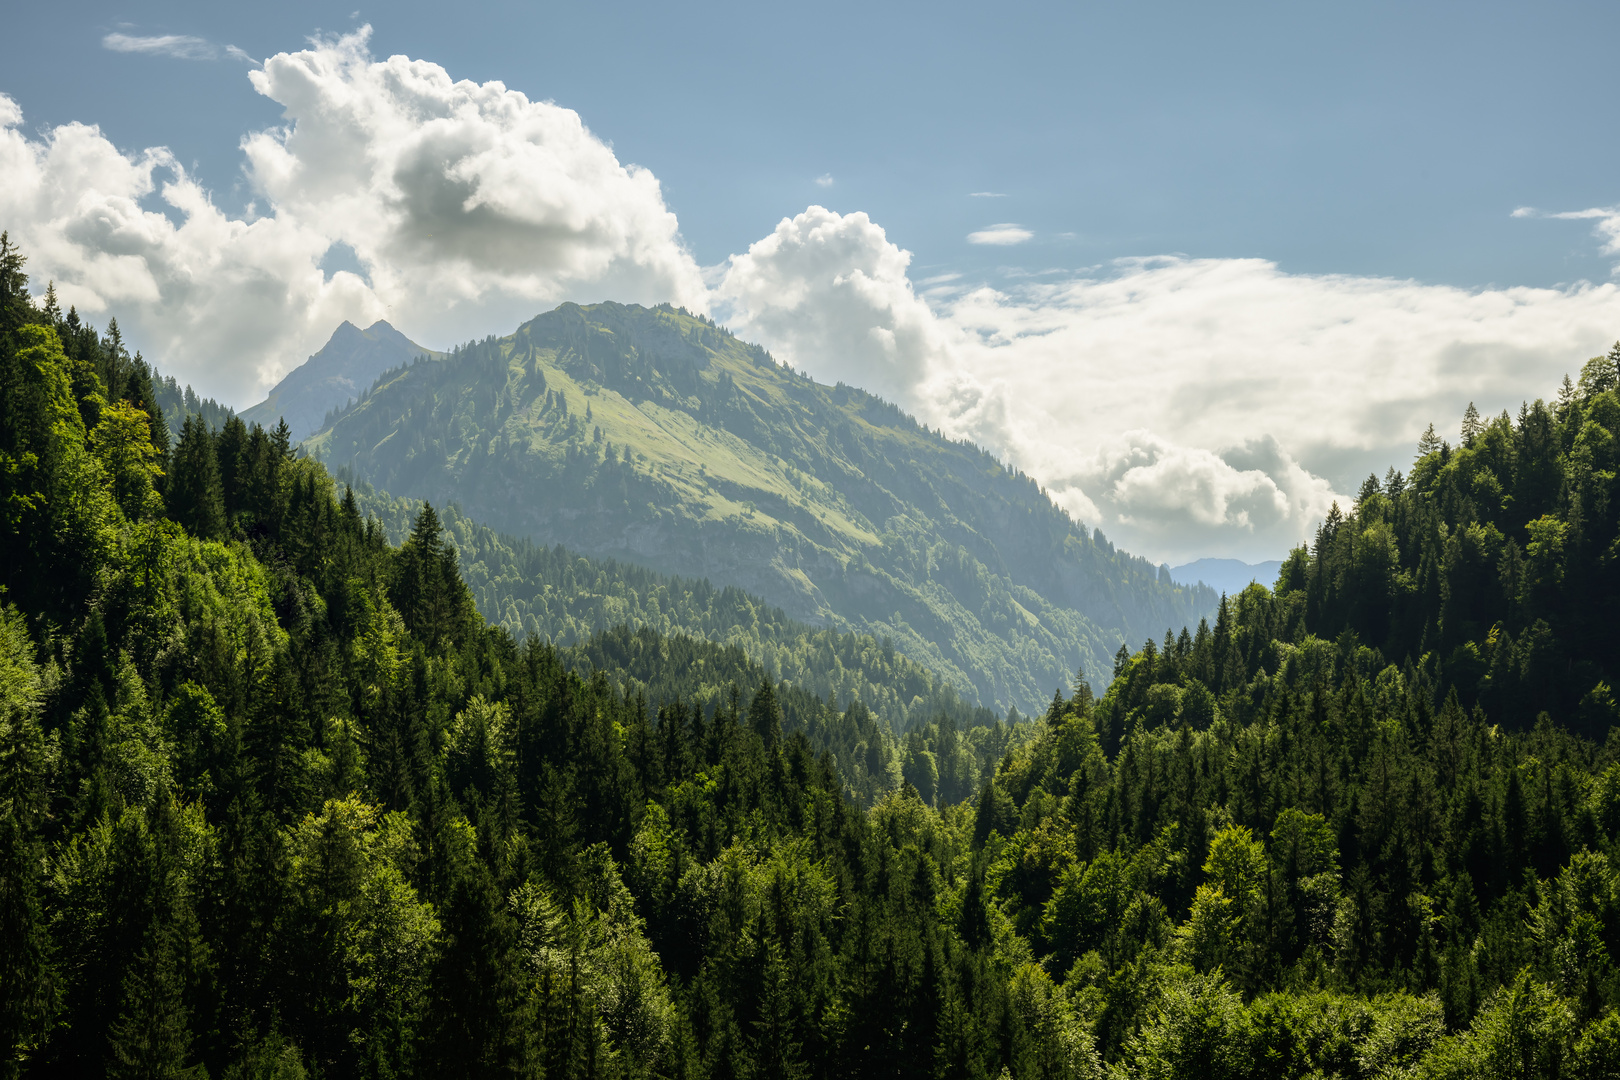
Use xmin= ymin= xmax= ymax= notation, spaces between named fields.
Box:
xmin=1288 ymin=375 xmax=1620 ymax=735
xmin=347 ymin=485 xmax=1004 ymax=735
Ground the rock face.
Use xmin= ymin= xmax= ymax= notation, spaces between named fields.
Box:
xmin=309 ymin=302 xmax=1219 ymax=712
xmin=240 ymin=320 xmax=441 ymax=441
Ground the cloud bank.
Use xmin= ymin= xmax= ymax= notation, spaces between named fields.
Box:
xmin=3 ymin=26 xmax=704 ymax=403
xmin=718 ymin=209 xmax=1620 ymax=563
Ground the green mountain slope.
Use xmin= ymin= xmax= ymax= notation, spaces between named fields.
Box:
xmin=309 ymin=302 xmax=1217 ymax=712
xmin=349 ymin=485 xmax=1005 ymax=733
xmin=12 ymin=237 xmax=1620 ymax=1076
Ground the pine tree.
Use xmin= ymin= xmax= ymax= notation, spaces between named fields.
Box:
xmin=1417 ymin=422 xmax=1442 ymax=458
xmin=168 ymin=415 xmax=226 ymax=540
xmin=1460 ymin=402 xmax=1483 ymax=446
xmin=748 ymin=679 xmax=783 ymax=748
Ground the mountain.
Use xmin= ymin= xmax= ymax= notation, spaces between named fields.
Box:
xmin=307 ymin=301 xmax=1217 ymax=712
xmin=239 ymin=319 xmax=442 ymax=440
xmin=1169 ymin=557 xmax=1283 ymax=597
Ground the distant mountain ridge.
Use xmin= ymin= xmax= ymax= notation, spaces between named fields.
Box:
xmin=240 ymin=319 xmax=442 ymax=440
xmin=1169 ymin=557 xmax=1284 ymax=597
xmin=307 ymin=302 xmax=1218 ymax=712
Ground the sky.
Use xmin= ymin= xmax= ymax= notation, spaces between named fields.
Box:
xmin=4 ymin=0 xmax=1620 ymax=564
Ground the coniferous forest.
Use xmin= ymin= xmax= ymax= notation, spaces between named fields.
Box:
xmin=6 ymin=231 xmax=1620 ymax=1079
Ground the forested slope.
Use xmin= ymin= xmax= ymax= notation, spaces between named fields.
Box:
xmin=7 ymin=233 xmax=1620 ymax=1078
xmin=1273 ymin=362 xmax=1620 ymax=736
xmin=347 ymin=485 xmax=1003 ymax=735
xmin=306 ymin=302 xmax=1216 ymax=712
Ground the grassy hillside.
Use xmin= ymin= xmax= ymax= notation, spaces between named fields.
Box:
xmin=309 ymin=302 xmax=1216 ymax=711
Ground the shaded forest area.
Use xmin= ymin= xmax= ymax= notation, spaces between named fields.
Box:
xmin=4 ymin=233 xmax=1620 ymax=1078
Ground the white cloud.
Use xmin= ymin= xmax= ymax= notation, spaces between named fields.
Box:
xmin=1515 ymin=204 xmax=1620 ymax=267
xmin=970 ymin=192 xmax=1006 ymax=198
xmin=967 ymin=223 xmax=1032 ymax=246
xmin=815 ymin=174 xmax=834 ymax=187
xmin=718 ymin=211 xmax=1620 ymax=563
xmin=225 ymin=45 xmax=257 ymax=64
xmin=931 ymin=258 xmax=1620 ymax=560
xmin=714 ymin=206 xmax=950 ymax=405
xmin=102 ymin=33 xmax=218 ymax=60
xmin=1040 ymin=432 xmax=1338 ymax=554
xmin=4 ymin=26 xmax=705 ymax=404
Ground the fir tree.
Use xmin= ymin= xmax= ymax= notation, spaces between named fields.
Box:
xmin=168 ymin=415 xmax=226 ymax=540
xmin=747 ymin=679 xmax=783 ymax=748
xmin=1418 ymin=421 xmax=1442 ymax=458
xmin=1461 ymin=401 xmax=1483 ymax=446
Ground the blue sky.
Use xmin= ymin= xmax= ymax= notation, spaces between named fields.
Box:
xmin=9 ymin=0 xmax=1618 ymax=287
xmin=4 ymin=1 xmax=1620 ymax=562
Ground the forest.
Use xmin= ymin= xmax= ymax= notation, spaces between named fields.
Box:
xmin=4 ymin=230 xmax=1620 ymax=1079
xmin=342 ymin=484 xmax=1007 ymax=737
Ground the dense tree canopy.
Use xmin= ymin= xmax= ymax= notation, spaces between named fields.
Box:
xmin=1282 ymin=366 xmax=1620 ymax=736
xmin=2 ymin=235 xmax=1620 ymax=1078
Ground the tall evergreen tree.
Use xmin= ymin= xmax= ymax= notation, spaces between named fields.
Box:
xmin=167 ymin=415 xmax=226 ymax=540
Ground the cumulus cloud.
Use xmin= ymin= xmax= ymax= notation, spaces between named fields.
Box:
xmin=714 ymin=206 xmax=950 ymax=404
xmin=1039 ymin=433 xmax=1338 ymax=554
xmin=102 ymin=33 xmax=218 ymax=60
xmin=4 ymin=26 xmax=704 ymax=404
xmin=933 ymin=258 xmax=1620 ymax=560
xmin=719 ymin=211 xmax=1620 ymax=562
xmin=967 ymin=223 xmax=1032 ymax=246
xmin=814 ymin=174 xmax=834 ymax=187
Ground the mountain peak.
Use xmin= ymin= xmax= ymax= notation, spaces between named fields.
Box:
xmin=238 ymin=319 xmax=443 ymax=442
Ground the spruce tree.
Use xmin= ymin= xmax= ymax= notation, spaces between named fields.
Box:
xmin=747 ymin=679 xmax=783 ymax=747
xmin=105 ymin=926 xmax=205 ymax=1080
xmin=1461 ymin=401 xmax=1483 ymax=446
xmin=168 ymin=415 xmax=226 ymax=540
xmin=215 ymin=417 xmax=249 ymax=518
xmin=1417 ymin=422 xmax=1442 ymax=457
